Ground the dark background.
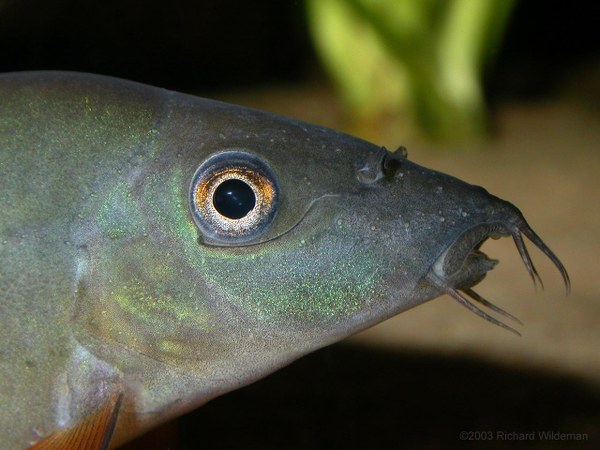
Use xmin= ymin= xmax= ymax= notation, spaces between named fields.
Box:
xmin=166 ymin=345 xmax=600 ymax=449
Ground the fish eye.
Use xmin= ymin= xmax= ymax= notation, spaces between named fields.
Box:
xmin=190 ymin=151 xmax=279 ymax=243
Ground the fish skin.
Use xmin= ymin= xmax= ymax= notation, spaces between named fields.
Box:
xmin=0 ymin=72 xmax=566 ymax=449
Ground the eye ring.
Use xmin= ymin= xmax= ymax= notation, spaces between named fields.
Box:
xmin=190 ymin=151 xmax=279 ymax=243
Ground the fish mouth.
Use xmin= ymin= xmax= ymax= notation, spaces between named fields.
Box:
xmin=426 ymin=220 xmax=570 ymax=335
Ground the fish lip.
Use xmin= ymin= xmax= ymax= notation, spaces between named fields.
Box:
xmin=425 ymin=216 xmax=569 ymax=335
xmin=432 ymin=223 xmax=510 ymax=287
xmin=427 ymin=223 xmax=525 ymax=335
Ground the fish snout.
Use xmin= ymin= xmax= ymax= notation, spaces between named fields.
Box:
xmin=424 ymin=210 xmax=570 ymax=335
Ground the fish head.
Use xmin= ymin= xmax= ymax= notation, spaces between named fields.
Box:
xmin=72 ymin=86 xmax=568 ymax=424
xmin=0 ymin=72 xmax=570 ymax=448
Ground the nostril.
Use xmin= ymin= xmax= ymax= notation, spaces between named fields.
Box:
xmin=382 ymin=152 xmax=402 ymax=178
xmin=357 ymin=146 xmax=407 ymax=184
xmin=357 ymin=147 xmax=386 ymax=184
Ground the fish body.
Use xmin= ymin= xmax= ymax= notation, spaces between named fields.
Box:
xmin=0 ymin=72 xmax=568 ymax=449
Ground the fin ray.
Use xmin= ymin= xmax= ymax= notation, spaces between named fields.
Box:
xmin=29 ymin=389 xmax=123 ymax=450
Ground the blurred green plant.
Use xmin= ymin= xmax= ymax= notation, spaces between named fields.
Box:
xmin=306 ymin=0 xmax=515 ymax=142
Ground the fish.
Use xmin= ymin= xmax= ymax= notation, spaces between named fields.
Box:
xmin=0 ymin=71 xmax=569 ymax=450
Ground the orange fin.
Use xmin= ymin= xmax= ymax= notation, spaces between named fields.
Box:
xmin=29 ymin=390 xmax=123 ymax=450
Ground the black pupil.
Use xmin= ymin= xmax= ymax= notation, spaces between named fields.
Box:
xmin=213 ymin=179 xmax=256 ymax=219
